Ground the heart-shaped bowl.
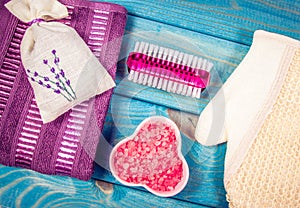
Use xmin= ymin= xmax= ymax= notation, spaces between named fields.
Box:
xmin=109 ymin=116 xmax=189 ymax=197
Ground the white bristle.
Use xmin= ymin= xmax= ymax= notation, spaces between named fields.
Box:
xmin=148 ymin=44 xmax=154 ymax=56
xmin=143 ymin=44 xmax=155 ymax=85
xmin=128 ymin=71 xmax=135 ymax=81
xmin=134 ymin=42 xmax=140 ymax=52
xmin=167 ymin=49 xmax=174 ymax=62
xmin=186 ymin=55 xmax=197 ymax=97
xmin=186 ymin=87 xmax=193 ymax=97
xmin=147 ymin=45 xmax=159 ymax=86
xmin=158 ymin=47 xmax=164 ymax=58
xmin=127 ymin=69 xmax=135 ymax=81
xmin=138 ymin=42 xmax=145 ymax=52
xmin=172 ymin=50 xmax=180 ymax=63
xmin=157 ymin=48 xmax=168 ymax=89
xmin=181 ymin=85 xmax=188 ymax=96
xmin=162 ymin=48 xmax=168 ymax=60
xmin=153 ymin=47 xmax=164 ymax=88
xmin=170 ymin=80 xmax=177 ymax=93
xmin=153 ymin=45 xmax=159 ymax=57
xmin=176 ymin=82 xmax=183 ymax=94
xmin=128 ymin=42 xmax=212 ymax=98
xmin=188 ymin=56 xmax=199 ymax=97
xmin=202 ymin=59 xmax=208 ymax=71
xmin=176 ymin=53 xmax=189 ymax=95
xmin=191 ymin=56 xmax=198 ymax=68
xmin=192 ymin=88 xmax=197 ymax=98
xmin=186 ymin=86 xmax=193 ymax=97
xmin=194 ymin=57 xmax=205 ymax=98
xmin=206 ymin=62 xmax=214 ymax=72
xmin=177 ymin=52 xmax=184 ymax=64
xmin=196 ymin=58 xmax=203 ymax=69
xmin=196 ymin=88 xmax=202 ymax=99
xmin=174 ymin=52 xmax=185 ymax=94
xmin=187 ymin=55 xmax=193 ymax=67
xmin=182 ymin=53 xmax=189 ymax=65
xmin=133 ymin=69 xmax=139 ymax=82
xmin=143 ymin=42 xmax=149 ymax=54
xmin=152 ymin=73 xmax=159 ymax=88
xmin=161 ymin=48 xmax=174 ymax=91
xmin=149 ymin=44 xmax=154 ymax=55
xmin=136 ymin=42 xmax=150 ymax=84
xmin=181 ymin=55 xmax=194 ymax=96
xmin=168 ymin=50 xmax=180 ymax=93
xmin=162 ymin=49 xmax=173 ymax=91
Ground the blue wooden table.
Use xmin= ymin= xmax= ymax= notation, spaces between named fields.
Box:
xmin=0 ymin=1 xmax=299 ymax=207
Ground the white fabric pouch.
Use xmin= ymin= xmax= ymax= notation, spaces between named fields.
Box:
xmin=5 ymin=0 xmax=115 ymax=123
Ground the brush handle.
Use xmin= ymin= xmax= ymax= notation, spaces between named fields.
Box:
xmin=127 ymin=52 xmax=210 ymax=89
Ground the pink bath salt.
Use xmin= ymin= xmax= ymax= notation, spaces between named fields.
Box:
xmin=112 ymin=120 xmax=184 ymax=192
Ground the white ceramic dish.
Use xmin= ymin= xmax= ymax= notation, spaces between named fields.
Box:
xmin=109 ymin=116 xmax=189 ymax=197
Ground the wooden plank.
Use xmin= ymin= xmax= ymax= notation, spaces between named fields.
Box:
xmin=93 ymin=94 xmax=228 ymax=207
xmin=0 ymin=165 xmax=209 ymax=208
xmin=97 ymin=0 xmax=300 ymax=45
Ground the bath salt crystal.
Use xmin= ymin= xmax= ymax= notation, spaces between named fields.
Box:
xmin=112 ymin=120 xmax=184 ymax=192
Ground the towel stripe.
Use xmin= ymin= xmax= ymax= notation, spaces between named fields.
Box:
xmin=88 ymin=9 xmax=110 ymax=58
xmin=0 ymin=21 xmax=26 ymax=118
xmin=15 ymin=99 xmax=42 ymax=168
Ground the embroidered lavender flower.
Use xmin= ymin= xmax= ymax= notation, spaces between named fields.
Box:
xmin=60 ymin=69 xmax=65 ymax=77
xmin=66 ymin=79 xmax=71 ymax=86
xmin=54 ymin=89 xmax=61 ymax=94
xmin=52 ymin=50 xmax=60 ymax=64
xmin=26 ymin=49 xmax=77 ymax=102
xmin=55 ymin=82 xmax=64 ymax=90
xmin=54 ymin=57 xmax=60 ymax=64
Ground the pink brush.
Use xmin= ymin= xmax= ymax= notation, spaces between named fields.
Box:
xmin=127 ymin=42 xmax=213 ymax=98
xmin=109 ymin=116 xmax=189 ymax=197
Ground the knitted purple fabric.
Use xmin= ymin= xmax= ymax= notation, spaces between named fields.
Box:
xmin=0 ymin=0 xmax=127 ymax=180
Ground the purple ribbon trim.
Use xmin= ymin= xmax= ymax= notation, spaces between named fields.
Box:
xmin=28 ymin=18 xmax=45 ymax=26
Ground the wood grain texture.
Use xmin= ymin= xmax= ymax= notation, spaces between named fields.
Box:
xmin=1 ymin=0 xmax=299 ymax=207
xmin=96 ymin=0 xmax=300 ymax=46
xmin=0 ymin=165 xmax=209 ymax=208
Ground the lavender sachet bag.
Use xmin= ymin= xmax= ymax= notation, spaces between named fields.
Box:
xmin=5 ymin=0 xmax=116 ymax=123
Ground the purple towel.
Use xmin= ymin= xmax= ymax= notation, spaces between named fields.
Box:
xmin=0 ymin=0 xmax=127 ymax=180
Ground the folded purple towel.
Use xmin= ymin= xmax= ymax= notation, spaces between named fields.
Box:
xmin=0 ymin=0 xmax=127 ymax=180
